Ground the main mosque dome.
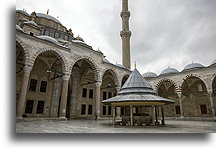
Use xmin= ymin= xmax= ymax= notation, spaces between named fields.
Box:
xmin=161 ymin=67 xmax=179 ymax=75
xmin=183 ymin=62 xmax=204 ymax=70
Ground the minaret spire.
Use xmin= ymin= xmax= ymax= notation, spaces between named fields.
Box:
xmin=120 ymin=0 xmax=131 ymax=69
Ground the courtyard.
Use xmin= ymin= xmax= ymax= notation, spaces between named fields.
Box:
xmin=16 ymin=119 xmax=215 ymax=133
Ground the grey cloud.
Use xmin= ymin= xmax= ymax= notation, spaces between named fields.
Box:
xmin=16 ymin=0 xmax=215 ymax=75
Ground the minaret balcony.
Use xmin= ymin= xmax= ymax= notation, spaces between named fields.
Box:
xmin=121 ymin=11 xmax=130 ymax=18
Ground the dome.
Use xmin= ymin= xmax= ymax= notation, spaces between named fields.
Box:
xmin=211 ymin=60 xmax=216 ymax=65
xmin=115 ymin=64 xmax=125 ymax=68
xmin=143 ymin=72 xmax=157 ymax=78
xmin=36 ymin=13 xmax=62 ymax=24
xmin=23 ymin=21 xmax=38 ymax=27
xmin=16 ymin=10 xmax=30 ymax=16
xmin=161 ymin=67 xmax=179 ymax=75
xmin=37 ymin=36 xmax=59 ymax=45
xmin=103 ymin=58 xmax=110 ymax=63
xmin=184 ymin=62 xmax=204 ymax=70
xmin=97 ymin=49 xmax=103 ymax=54
xmin=16 ymin=25 xmax=24 ymax=32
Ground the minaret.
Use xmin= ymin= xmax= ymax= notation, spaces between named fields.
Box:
xmin=120 ymin=0 xmax=131 ymax=69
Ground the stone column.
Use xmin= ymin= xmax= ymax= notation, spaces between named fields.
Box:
xmin=161 ymin=107 xmax=165 ymax=125
xmin=121 ymin=0 xmax=131 ymax=69
xmin=177 ymin=92 xmax=184 ymax=118
xmin=151 ymin=106 xmax=155 ymax=126
xmin=130 ymin=106 xmax=133 ymax=126
xmin=112 ymin=106 xmax=116 ymax=125
xmin=16 ymin=65 xmax=32 ymax=118
xmin=50 ymin=78 xmax=62 ymax=117
xmin=95 ymin=82 xmax=102 ymax=119
xmin=116 ymin=86 xmax=121 ymax=119
xmin=155 ymin=106 xmax=158 ymax=125
xmin=208 ymin=91 xmax=215 ymax=118
xmin=59 ymin=75 xmax=70 ymax=119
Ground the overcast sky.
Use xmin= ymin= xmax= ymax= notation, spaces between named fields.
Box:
xmin=16 ymin=0 xmax=215 ymax=75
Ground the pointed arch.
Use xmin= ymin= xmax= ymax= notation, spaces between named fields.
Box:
xmin=16 ymin=36 xmax=31 ymax=65
xmin=155 ymin=78 xmax=179 ymax=92
xmin=101 ymin=68 xmax=120 ymax=86
xmin=69 ymin=56 xmax=100 ymax=81
xmin=179 ymin=73 xmax=206 ymax=91
xmin=31 ymin=47 xmax=68 ymax=73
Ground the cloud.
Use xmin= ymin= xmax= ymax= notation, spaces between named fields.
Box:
xmin=16 ymin=0 xmax=215 ymax=75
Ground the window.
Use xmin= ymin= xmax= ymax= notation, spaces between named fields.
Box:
xmin=55 ymin=32 xmax=59 ymax=38
xmin=200 ymin=105 xmax=207 ymax=114
xmin=89 ymin=89 xmax=94 ymax=98
xmin=103 ymin=92 xmax=107 ymax=100
xmin=108 ymin=106 xmax=111 ymax=115
xmin=25 ymin=100 xmax=34 ymax=114
xmin=36 ymin=101 xmax=44 ymax=114
xmin=88 ymin=105 xmax=93 ymax=115
xmin=81 ymin=104 xmax=86 ymax=115
xmin=113 ymin=93 xmax=116 ymax=97
xmin=30 ymin=32 xmax=34 ymax=36
xmin=103 ymin=106 xmax=106 ymax=115
xmin=108 ymin=92 xmax=112 ymax=98
xmin=40 ymin=81 xmax=47 ymax=92
xmin=82 ymin=88 xmax=87 ymax=98
xmin=175 ymin=106 xmax=181 ymax=114
xmin=29 ymin=79 xmax=37 ymax=91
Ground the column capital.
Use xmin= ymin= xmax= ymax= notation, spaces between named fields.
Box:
xmin=207 ymin=90 xmax=213 ymax=95
xmin=63 ymin=74 xmax=70 ymax=80
xmin=177 ymin=92 xmax=182 ymax=98
xmin=23 ymin=65 xmax=32 ymax=73
xmin=95 ymin=81 xmax=102 ymax=87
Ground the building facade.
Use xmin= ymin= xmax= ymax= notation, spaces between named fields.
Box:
xmin=16 ymin=10 xmax=131 ymax=119
xmin=16 ymin=2 xmax=215 ymax=121
xmin=143 ymin=62 xmax=216 ymax=120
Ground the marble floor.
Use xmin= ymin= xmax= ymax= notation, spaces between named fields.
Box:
xmin=16 ymin=119 xmax=215 ymax=133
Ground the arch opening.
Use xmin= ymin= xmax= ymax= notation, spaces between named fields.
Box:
xmin=67 ymin=59 xmax=99 ymax=119
xmin=157 ymin=80 xmax=178 ymax=117
xmin=181 ymin=76 xmax=210 ymax=117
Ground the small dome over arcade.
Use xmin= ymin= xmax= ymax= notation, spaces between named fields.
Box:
xmin=143 ymin=72 xmax=157 ymax=78
xmin=161 ymin=67 xmax=179 ymax=75
xmin=16 ymin=25 xmax=24 ymax=32
xmin=37 ymin=35 xmax=59 ymax=45
xmin=183 ymin=62 xmax=204 ymax=70
xmin=115 ymin=63 xmax=125 ymax=68
xmin=103 ymin=58 xmax=110 ymax=63
xmin=211 ymin=60 xmax=216 ymax=65
xmin=23 ymin=21 xmax=38 ymax=27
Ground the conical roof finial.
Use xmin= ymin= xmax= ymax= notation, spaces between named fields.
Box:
xmin=134 ymin=61 xmax=136 ymax=69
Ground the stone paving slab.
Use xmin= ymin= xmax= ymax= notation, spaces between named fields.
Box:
xmin=16 ymin=120 xmax=216 ymax=133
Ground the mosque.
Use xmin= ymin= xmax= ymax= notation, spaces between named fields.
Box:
xmin=16 ymin=0 xmax=215 ymax=122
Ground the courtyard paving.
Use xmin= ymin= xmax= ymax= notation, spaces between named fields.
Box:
xmin=16 ymin=119 xmax=215 ymax=133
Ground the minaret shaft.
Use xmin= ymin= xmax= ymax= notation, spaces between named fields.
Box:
xmin=121 ymin=0 xmax=131 ymax=69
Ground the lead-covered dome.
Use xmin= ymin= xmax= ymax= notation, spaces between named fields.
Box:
xmin=211 ymin=60 xmax=216 ymax=65
xmin=143 ymin=72 xmax=157 ymax=78
xmin=36 ymin=13 xmax=62 ymax=24
xmin=16 ymin=25 xmax=24 ymax=32
xmin=161 ymin=67 xmax=179 ymax=75
xmin=184 ymin=62 xmax=204 ymax=70
xmin=23 ymin=21 xmax=38 ymax=27
xmin=37 ymin=36 xmax=59 ymax=45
